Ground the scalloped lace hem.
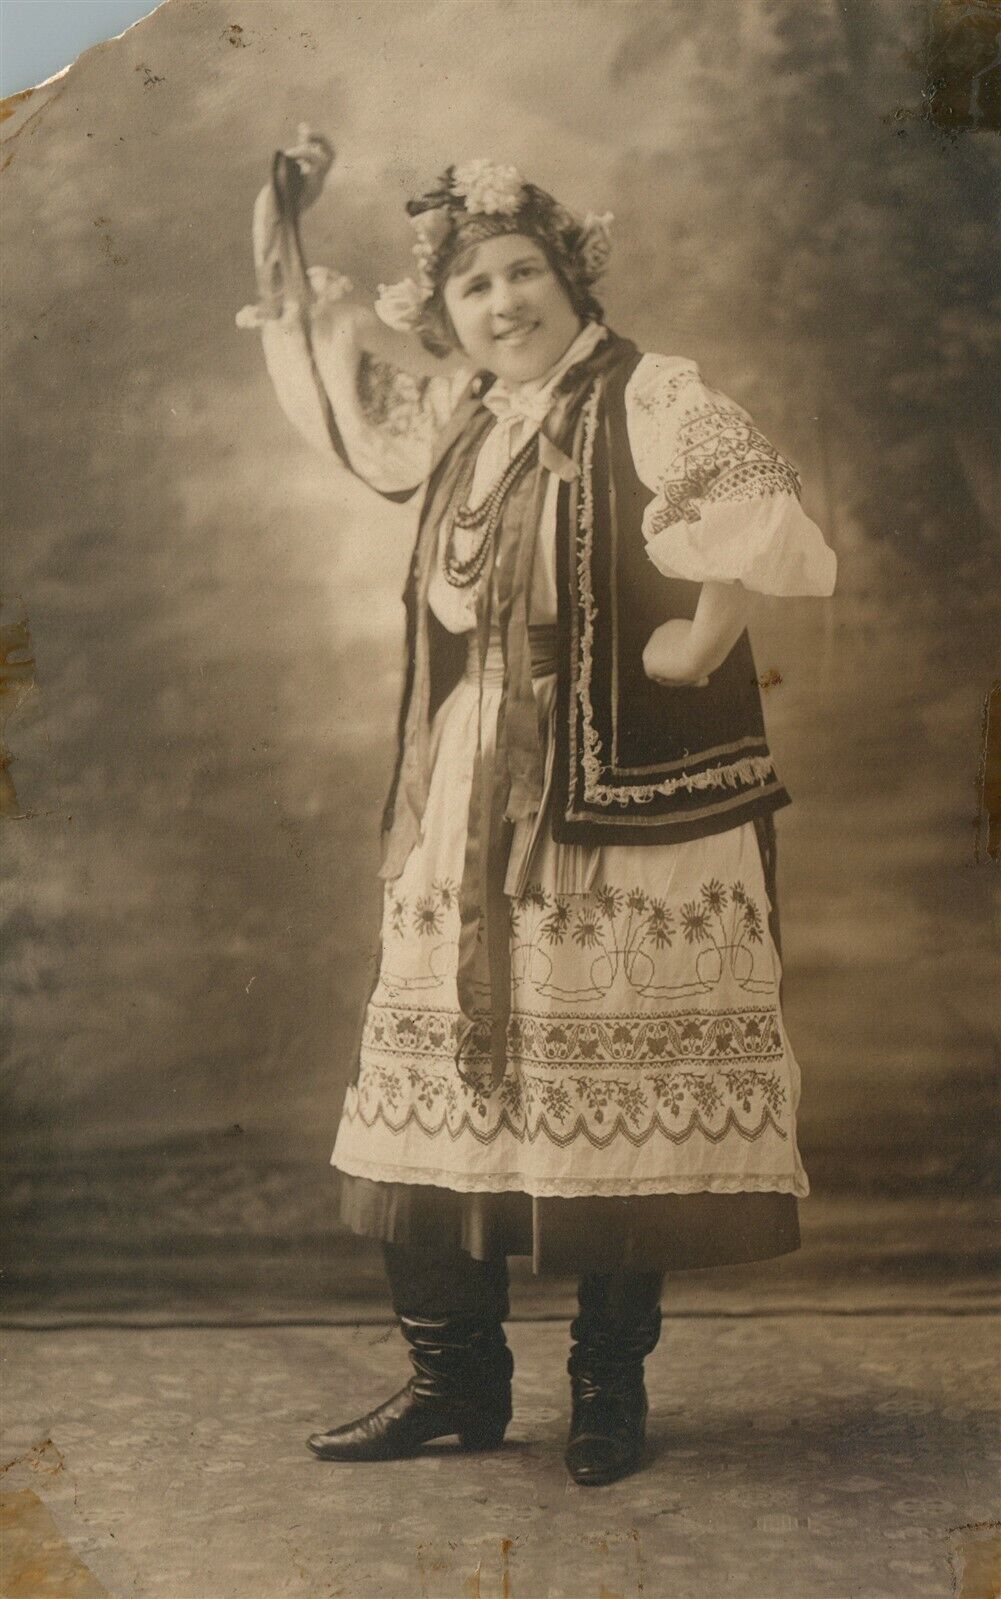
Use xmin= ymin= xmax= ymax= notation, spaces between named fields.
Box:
xmin=331 ymin=1151 xmax=809 ymax=1200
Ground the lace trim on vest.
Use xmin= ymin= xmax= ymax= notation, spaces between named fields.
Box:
xmin=574 ymin=387 xmax=776 ymax=807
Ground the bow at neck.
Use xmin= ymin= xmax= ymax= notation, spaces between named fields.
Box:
xmin=481 ymin=384 xmax=555 ymax=428
xmin=479 ymin=320 xmax=609 ymax=431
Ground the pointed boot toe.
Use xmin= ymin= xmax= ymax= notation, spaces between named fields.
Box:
xmin=307 ymin=1314 xmax=514 ymax=1463
xmin=565 ymin=1270 xmax=663 ymax=1488
xmin=565 ymin=1387 xmax=648 ymax=1486
xmin=306 ymin=1418 xmax=413 ymax=1461
xmin=565 ymin=1425 xmax=643 ymax=1486
xmin=305 ymin=1382 xmax=462 ymax=1461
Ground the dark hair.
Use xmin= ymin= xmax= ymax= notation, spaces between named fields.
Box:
xmin=409 ymin=203 xmax=605 ymax=359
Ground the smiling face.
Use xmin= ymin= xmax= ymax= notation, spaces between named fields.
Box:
xmin=441 ymin=233 xmax=584 ymax=383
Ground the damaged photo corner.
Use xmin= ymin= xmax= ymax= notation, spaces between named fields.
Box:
xmin=1 ymin=2 xmax=999 ymax=1597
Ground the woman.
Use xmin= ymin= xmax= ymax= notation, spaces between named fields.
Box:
xmin=239 ymin=134 xmax=836 ymax=1486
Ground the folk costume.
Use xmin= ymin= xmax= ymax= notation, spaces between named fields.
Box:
xmin=242 ymin=155 xmax=836 ymax=1480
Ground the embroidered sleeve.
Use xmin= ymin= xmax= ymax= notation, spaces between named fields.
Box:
xmin=241 ymin=184 xmax=465 ymax=495
xmin=257 ymin=305 xmax=465 ymax=495
xmin=355 ymin=352 xmax=462 ymax=440
xmin=625 ymin=355 xmax=837 ymax=597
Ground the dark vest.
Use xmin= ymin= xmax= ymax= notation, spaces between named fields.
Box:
xmin=383 ymin=334 xmax=790 ymax=854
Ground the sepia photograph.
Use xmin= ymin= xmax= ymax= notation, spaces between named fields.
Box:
xmin=1 ymin=1 xmax=999 ymax=1595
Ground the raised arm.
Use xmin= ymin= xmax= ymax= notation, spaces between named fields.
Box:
xmin=241 ymin=131 xmax=466 ymax=498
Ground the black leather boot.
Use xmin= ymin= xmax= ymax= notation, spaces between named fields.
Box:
xmin=565 ymin=1270 xmax=664 ymax=1487
xmin=307 ymin=1243 xmax=513 ymax=1461
xmin=307 ymin=1313 xmax=513 ymax=1459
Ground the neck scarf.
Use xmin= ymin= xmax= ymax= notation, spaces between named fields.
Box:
xmin=480 ymin=321 xmax=609 ymax=431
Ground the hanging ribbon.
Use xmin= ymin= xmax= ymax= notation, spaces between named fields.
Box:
xmin=381 ymin=332 xmax=640 ymax=1090
xmin=452 ymin=376 xmax=607 ymax=1088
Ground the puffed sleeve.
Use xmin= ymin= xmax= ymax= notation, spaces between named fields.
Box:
xmin=238 ymin=190 xmax=469 ymax=497
xmin=625 ymin=355 xmax=837 ymax=596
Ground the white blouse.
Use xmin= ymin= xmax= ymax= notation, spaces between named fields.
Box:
xmin=252 ymin=305 xmax=837 ymax=621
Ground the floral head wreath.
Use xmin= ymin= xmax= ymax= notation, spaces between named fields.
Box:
xmin=374 ymin=159 xmax=613 ymax=343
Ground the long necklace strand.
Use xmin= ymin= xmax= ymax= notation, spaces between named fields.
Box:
xmin=442 ymin=436 xmax=538 ymax=590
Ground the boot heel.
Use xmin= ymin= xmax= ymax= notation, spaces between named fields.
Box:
xmin=458 ymin=1418 xmax=507 ymax=1450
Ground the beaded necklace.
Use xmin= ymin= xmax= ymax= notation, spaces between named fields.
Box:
xmin=441 ymin=434 xmax=539 ymax=590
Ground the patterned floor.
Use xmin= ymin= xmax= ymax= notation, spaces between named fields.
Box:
xmin=2 ymin=1317 xmax=998 ymax=1598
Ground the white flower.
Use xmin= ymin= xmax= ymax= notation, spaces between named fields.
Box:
xmin=579 ymin=211 xmax=614 ymax=279
xmin=235 ymin=269 xmax=352 ymax=332
xmin=409 ymin=206 xmax=452 ymax=255
xmin=235 ymin=303 xmax=267 ymax=330
xmin=306 ymin=266 xmax=354 ymax=305
xmin=409 ymin=209 xmax=451 ymax=294
xmin=451 ymin=159 xmax=525 ymax=216
xmin=374 ymin=276 xmax=432 ymax=332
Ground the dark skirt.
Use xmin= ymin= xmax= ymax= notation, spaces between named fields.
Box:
xmin=336 ymin=1169 xmax=799 ymax=1274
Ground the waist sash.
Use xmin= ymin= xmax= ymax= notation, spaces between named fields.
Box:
xmin=463 ymin=625 xmax=559 ymax=687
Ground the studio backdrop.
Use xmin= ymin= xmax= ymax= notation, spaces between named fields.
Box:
xmin=2 ymin=0 xmax=998 ymax=1316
